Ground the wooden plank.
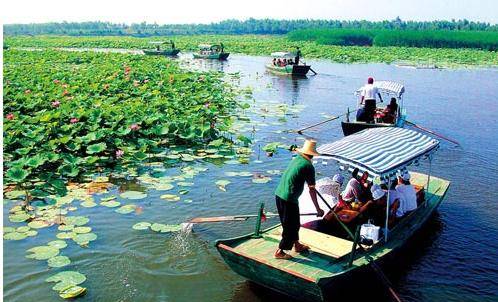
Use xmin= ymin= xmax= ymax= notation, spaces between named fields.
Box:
xmin=267 ymin=226 xmax=356 ymax=259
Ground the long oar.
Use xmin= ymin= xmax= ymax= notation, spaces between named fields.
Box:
xmin=405 ymin=120 xmax=460 ymax=146
xmin=315 ymin=191 xmax=403 ymax=302
xmin=309 ymin=67 xmax=317 ymax=75
xmin=187 ymin=212 xmax=318 ymax=224
xmin=290 ymin=110 xmax=357 ymax=134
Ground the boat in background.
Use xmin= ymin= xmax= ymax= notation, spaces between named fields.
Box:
xmin=193 ymin=44 xmax=229 ymax=60
xmin=266 ymin=52 xmax=311 ymax=76
xmin=142 ymin=41 xmax=180 ymax=56
xmin=341 ymin=81 xmax=407 ymax=136
xmin=216 ymin=127 xmax=450 ymax=301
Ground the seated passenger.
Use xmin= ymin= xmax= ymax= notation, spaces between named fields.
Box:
xmin=273 ymin=58 xmax=277 ymax=66
xmin=395 ymin=171 xmax=418 ymax=216
xmin=341 ymin=173 xmax=362 ymax=204
xmin=383 ymin=98 xmax=398 ymax=123
xmin=287 ymin=58 xmax=294 ymax=65
xmin=369 ymin=186 xmax=399 ymax=226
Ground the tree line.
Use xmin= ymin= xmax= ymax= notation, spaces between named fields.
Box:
xmin=4 ymin=18 xmax=498 ymax=36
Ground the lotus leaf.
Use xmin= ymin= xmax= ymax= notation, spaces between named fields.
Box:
xmin=5 ymin=190 xmax=26 ymax=199
xmin=46 ymin=271 xmax=86 ymax=285
xmin=86 ymin=142 xmax=107 ymax=154
xmin=17 ymin=226 xmax=30 ymax=233
xmin=48 ymin=240 xmax=68 ymax=249
xmin=252 ymin=176 xmax=272 ymax=184
xmin=160 ymin=194 xmax=180 ymax=201
xmin=132 ymin=222 xmax=151 ymax=230
xmin=177 ymin=182 xmax=194 ymax=187
xmin=207 ymin=154 xmax=223 ymax=159
xmin=73 ymin=233 xmax=97 ymax=243
xmin=28 ymin=220 xmax=50 ymax=229
xmin=9 ymin=212 xmax=31 ymax=223
xmin=179 ymin=189 xmax=189 ymax=195
xmin=184 ymin=199 xmax=193 ymax=203
xmin=59 ymin=285 xmax=87 ymax=299
xmin=65 ymin=216 xmax=89 ymax=226
xmin=5 ymin=167 xmax=28 ymax=183
xmin=26 ymin=230 xmax=38 ymax=237
xmin=81 ymin=200 xmax=97 ymax=207
xmin=73 ymin=226 xmax=92 ymax=234
xmin=215 ymin=179 xmax=231 ymax=191
xmin=4 ymin=232 xmax=27 ymax=240
xmin=266 ymin=170 xmax=282 ymax=175
xmin=115 ymin=204 xmax=136 ymax=214
xmin=100 ymin=195 xmax=117 ymax=202
xmin=150 ymin=223 xmax=182 ymax=233
xmin=165 ymin=154 xmax=180 ymax=160
xmin=3 ymin=226 xmax=16 ymax=233
xmin=48 ymin=255 xmax=71 ymax=268
xmin=58 ymin=225 xmax=74 ymax=231
xmin=26 ymin=245 xmax=60 ymax=260
xmin=100 ymin=200 xmax=121 ymax=208
xmin=154 ymin=184 xmax=174 ymax=191
xmin=57 ymin=232 xmax=75 ymax=239
xmin=119 ymin=191 xmax=147 ymax=200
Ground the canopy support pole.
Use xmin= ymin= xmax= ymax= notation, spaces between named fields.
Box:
xmin=384 ymin=177 xmax=392 ymax=242
xmin=426 ymin=156 xmax=432 ymax=207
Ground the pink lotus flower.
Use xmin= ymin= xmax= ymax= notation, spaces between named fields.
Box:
xmin=6 ymin=113 xmax=15 ymax=120
xmin=52 ymin=100 xmax=61 ymax=107
xmin=143 ymin=79 xmax=149 ymax=83
xmin=25 ymin=89 xmax=31 ymax=94
xmin=53 ymin=79 xmax=60 ymax=84
xmin=70 ymin=118 xmax=79 ymax=124
xmin=130 ymin=124 xmax=141 ymax=131
xmin=204 ymin=102 xmax=210 ymax=108
xmin=116 ymin=149 xmax=124 ymax=158
xmin=133 ymin=80 xmax=139 ymax=87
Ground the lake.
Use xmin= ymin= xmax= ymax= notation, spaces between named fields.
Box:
xmin=4 ymin=53 xmax=498 ymax=302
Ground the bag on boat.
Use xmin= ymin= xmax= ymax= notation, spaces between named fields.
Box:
xmin=360 ymin=222 xmax=380 ymax=242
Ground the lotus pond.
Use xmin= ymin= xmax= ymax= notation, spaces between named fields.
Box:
xmin=4 ymin=49 xmax=498 ymax=302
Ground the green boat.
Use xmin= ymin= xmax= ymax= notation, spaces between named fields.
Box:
xmin=193 ymin=44 xmax=229 ymax=60
xmin=216 ymin=128 xmax=450 ymax=301
xmin=142 ymin=41 xmax=180 ymax=56
xmin=266 ymin=52 xmax=311 ymax=76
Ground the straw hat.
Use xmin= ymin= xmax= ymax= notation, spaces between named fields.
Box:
xmin=297 ymin=139 xmax=320 ymax=156
xmin=372 ymin=188 xmax=386 ymax=201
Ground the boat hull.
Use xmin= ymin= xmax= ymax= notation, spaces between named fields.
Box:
xmin=143 ymin=49 xmax=180 ymax=56
xmin=216 ymin=172 xmax=450 ymax=301
xmin=266 ymin=64 xmax=311 ymax=76
xmin=193 ymin=52 xmax=230 ymax=60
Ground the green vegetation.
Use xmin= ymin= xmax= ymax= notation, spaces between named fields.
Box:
xmin=3 ymin=49 xmax=237 ymax=198
xmin=288 ymin=28 xmax=498 ymax=51
xmin=5 ymin=35 xmax=498 ymax=66
xmin=4 ymin=18 xmax=498 ymax=36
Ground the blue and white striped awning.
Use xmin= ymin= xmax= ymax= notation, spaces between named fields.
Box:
xmin=355 ymin=81 xmax=405 ymax=98
xmin=317 ymin=128 xmax=439 ymax=178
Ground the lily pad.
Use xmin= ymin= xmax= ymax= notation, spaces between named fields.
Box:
xmin=48 ymin=255 xmax=71 ymax=268
xmin=184 ymin=199 xmax=193 ymax=203
xmin=3 ymin=226 xmax=16 ymax=233
xmin=73 ymin=226 xmax=92 ymax=234
xmin=48 ymin=240 xmax=68 ymax=249
xmin=215 ymin=179 xmax=231 ymax=191
xmin=17 ymin=226 xmax=30 ymax=233
xmin=26 ymin=230 xmax=38 ymax=237
xmin=115 ymin=204 xmax=136 ymax=214
xmin=154 ymin=183 xmax=174 ymax=191
xmin=100 ymin=195 xmax=117 ymax=202
xmin=73 ymin=233 xmax=97 ymax=244
xmin=65 ymin=216 xmax=89 ymax=226
xmin=59 ymin=285 xmax=87 ymax=299
xmin=100 ymin=200 xmax=121 ymax=208
xmin=119 ymin=191 xmax=147 ymax=200
xmin=57 ymin=232 xmax=75 ymax=239
xmin=5 ymin=190 xmax=26 ymax=199
xmin=132 ymin=222 xmax=151 ymax=230
xmin=80 ymin=200 xmax=97 ymax=208
xmin=150 ymin=223 xmax=182 ymax=233
xmin=46 ymin=271 xmax=86 ymax=285
xmin=9 ymin=212 xmax=31 ymax=223
xmin=4 ymin=231 xmax=27 ymax=240
xmin=160 ymin=194 xmax=180 ymax=201
xmin=28 ymin=220 xmax=50 ymax=229
xmin=58 ymin=225 xmax=74 ymax=231
xmin=252 ymin=176 xmax=272 ymax=184
xmin=26 ymin=245 xmax=60 ymax=260
xmin=179 ymin=189 xmax=189 ymax=195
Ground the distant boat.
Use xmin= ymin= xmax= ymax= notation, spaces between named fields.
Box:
xmin=142 ymin=41 xmax=180 ymax=56
xmin=394 ymin=61 xmax=440 ymax=69
xmin=216 ymin=127 xmax=450 ymax=302
xmin=193 ymin=44 xmax=229 ymax=60
xmin=341 ymin=81 xmax=407 ymax=136
xmin=266 ymin=52 xmax=311 ymax=76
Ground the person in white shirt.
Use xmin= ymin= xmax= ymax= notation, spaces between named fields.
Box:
xmin=357 ymin=77 xmax=383 ymax=122
xmin=395 ymin=171 xmax=418 ymax=216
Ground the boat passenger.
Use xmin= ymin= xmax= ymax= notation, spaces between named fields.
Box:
xmin=383 ymin=98 xmax=398 ymax=123
xmin=156 ymin=45 xmax=160 ymax=51
xmin=357 ymin=77 xmax=383 ymax=122
xmin=273 ymin=58 xmax=277 ymax=66
xmin=274 ymin=140 xmax=325 ymax=259
xmin=395 ymin=171 xmax=418 ymax=217
xmin=287 ymin=58 xmax=294 ymax=65
xmin=368 ymin=186 xmax=399 ymax=226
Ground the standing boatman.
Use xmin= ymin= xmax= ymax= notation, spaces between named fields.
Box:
xmin=294 ymin=47 xmax=302 ymax=65
xmin=274 ymin=139 xmax=325 ymax=259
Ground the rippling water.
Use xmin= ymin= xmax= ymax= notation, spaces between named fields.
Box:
xmin=4 ymin=53 xmax=498 ymax=302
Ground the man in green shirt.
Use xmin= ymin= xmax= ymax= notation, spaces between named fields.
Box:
xmin=274 ymin=139 xmax=324 ymax=259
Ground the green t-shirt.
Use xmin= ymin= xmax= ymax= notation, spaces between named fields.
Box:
xmin=275 ymin=154 xmax=316 ymax=203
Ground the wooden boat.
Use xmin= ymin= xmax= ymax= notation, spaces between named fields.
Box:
xmin=142 ymin=41 xmax=180 ymax=56
xmin=193 ymin=44 xmax=229 ymax=60
xmin=216 ymin=128 xmax=450 ymax=301
xmin=341 ymin=81 xmax=407 ymax=136
xmin=266 ymin=52 xmax=311 ymax=76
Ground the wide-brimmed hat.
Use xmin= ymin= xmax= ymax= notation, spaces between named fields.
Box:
xmin=332 ymin=174 xmax=344 ymax=185
xmin=372 ymin=188 xmax=386 ymax=201
xmin=297 ymin=139 xmax=320 ymax=156
xmin=398 ymin=170 xmax=411 ymax=181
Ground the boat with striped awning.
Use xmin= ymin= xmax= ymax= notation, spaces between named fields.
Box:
xmin=342 ymin=81 xmax=407 ymax=136
xmin=216 ymin=128 xmax=450 ymax=301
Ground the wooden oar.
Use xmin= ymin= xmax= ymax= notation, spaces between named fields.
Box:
xmin=315 ymin=191 xmax=403 ymax=302
xmin=309 ymin=67 xmax=317 ymax=75
xmin=188 ymin=212 xmax=319 ymax=224
xmin=290 ymin=110 xmax=357 ymax=134
xmin=405 ymin=120 xmax=460 ymax=146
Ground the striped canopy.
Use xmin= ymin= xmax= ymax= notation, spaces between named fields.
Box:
xmin=356 ymin=81 xmax=405 ymax=98
xmin=317 ymin=128 xmax=439 ymax=178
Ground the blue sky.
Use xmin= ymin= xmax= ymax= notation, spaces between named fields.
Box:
xmin=2 ymin=0 xmax=496 ymax=24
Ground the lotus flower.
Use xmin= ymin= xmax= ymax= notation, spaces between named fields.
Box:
xmin=133 ymin=80 xmax=139 ymax=87
xmin=143 ymin=79 xmax=149 ymax=83
xmin=70 ymin=118 xmax=79 ymax=124
xmin=25 ymin=89 xmax=31 ymax=94
xmin=116 ymin=149 xmax=124 ymax=158
xmin=204 ymin=102 xmax=210 ymax=108
xmin=130 ymin=124 xmax=141 ymax=131
xmin=6 ymin=113 xmax=15 ymax=120
xmin=124 ymin=66 xmax=131 ymax=75
xmin=103 ymin=84 xmax=110 ymax=90
xmin=52 ymin=100 xmax=61 ymax=107
xmin=62 ymin=90 xmax=70 ymax=96
xmin=53 ymin=79 xmax=60 ymax=84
